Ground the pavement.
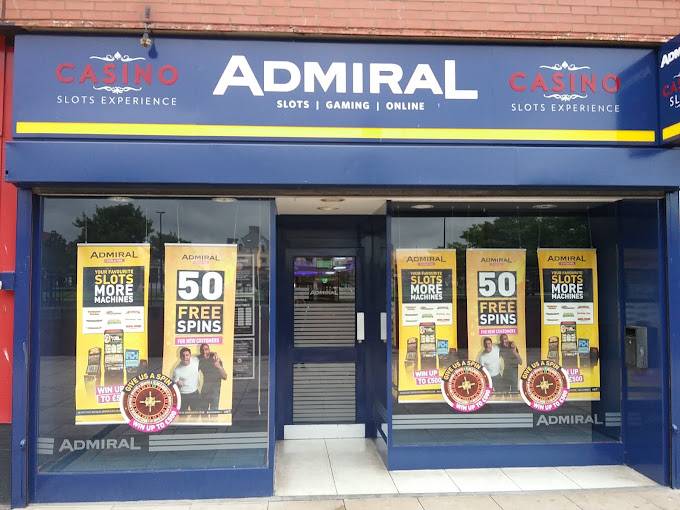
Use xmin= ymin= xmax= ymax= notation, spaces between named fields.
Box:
xmin=21 ymin=439 xmax=676 ymax=509
xmin=21 ymin=486 xmax=680 ymax=510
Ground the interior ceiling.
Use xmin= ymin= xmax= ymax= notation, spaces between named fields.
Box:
xmin=274 ymin=195 xmax=644 ymax=215
xmin=276 ymin=196 xmax=388 ymax=215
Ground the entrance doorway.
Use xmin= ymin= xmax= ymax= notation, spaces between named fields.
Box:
xmin=275 ymin=215 xmax=387 ymax=440
xmin=290 ymin=251 xmax=360 ymax=427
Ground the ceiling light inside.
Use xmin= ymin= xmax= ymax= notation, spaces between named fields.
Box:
xmin=317 ymin=206 xmax=340 ymax=211
xmin=411 ymin=204 xmax=434 ymax=210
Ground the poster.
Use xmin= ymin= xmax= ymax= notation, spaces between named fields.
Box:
xmin=466 ymin=249 xmax=526 ymax=402
xmin=75 ymin=243 xmax=150 ymax=425
xmin=396 ymin=249 xmax=457 ymax=403
xmin=162 ymin=244 xmax=238 ymax=425
xmin=235 ymin=296 xmax=255 ymax=336
xmin=234 ymin=337 xmax=255 ymax=379
xmin=538 ymin=248 xmax=600 ymax=401
xmin=236 ymin=253 xmax=255 ymax=295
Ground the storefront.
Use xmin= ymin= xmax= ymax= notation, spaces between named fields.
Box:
xmin=7 ymin=34 xmax=680 ymax=506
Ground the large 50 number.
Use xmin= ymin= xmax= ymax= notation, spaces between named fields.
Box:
xmin=478 ymin=271 xmax=516 ymax=298
xmin=177 ymin=271 xmax=223 ymax=301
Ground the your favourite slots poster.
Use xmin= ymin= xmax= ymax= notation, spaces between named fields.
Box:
xmin=75 ymin=244 xmax=150 ymax=425
xmin=396 ymin=249 xmax=457 ymax=403
xmin=538 ymin=248 xmax=600 ymax=401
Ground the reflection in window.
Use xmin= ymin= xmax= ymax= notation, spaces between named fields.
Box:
xmin=390 ymin=203 xmax=622 ymax=446
xmin=39 ymin=197 xmax=271 ymax=472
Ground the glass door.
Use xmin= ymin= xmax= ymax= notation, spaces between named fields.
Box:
xmin=291 ymin=255 xmax=361 ymax=424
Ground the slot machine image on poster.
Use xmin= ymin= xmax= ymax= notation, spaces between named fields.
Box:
xmin=162 ymin=244 xmax=237 ymax=425
xmin=396 ymin=249 xmax=457 ymax=403
xmin=75 ymin=244 xmax=150 ymax=425
xmin=466 ymin=249 xmax=526 ymax=403
xmin=538 ymin=248 xmax=600 ymax=401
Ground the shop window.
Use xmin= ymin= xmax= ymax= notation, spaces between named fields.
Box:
xmin=38 ymin=197 xmax=271 ymax=472
xmin=390 ymin=202 xmax=624 ymax=446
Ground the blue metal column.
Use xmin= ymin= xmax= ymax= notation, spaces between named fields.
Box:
xmin=620 ymin=199 xmax=670 ymax=485
xmin=385 ymin=213 xmax=394 ymax=459
xmin=268 ymin=199 xmax=277 ymax=473
xmin=11 ymin=189 xmax=34 ymax=508
xmin=666 ymin=191 xmax=680 ymax=488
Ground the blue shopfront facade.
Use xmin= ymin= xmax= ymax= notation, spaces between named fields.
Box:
xmin=7 ymin=34 xmax=680 ymax=506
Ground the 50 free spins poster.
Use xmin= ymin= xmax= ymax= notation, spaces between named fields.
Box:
xmin=161 ymin=244 xmax=237 ymax=425
xmin=75 ymin=244 xmax=150 ymax=425
xmin=466 ymin=249 xmax=526 ymax=402
xmin=396 ymin=249 xmax=457 ymax=403
xmin=538 ymin=248 xmax=600 ymax=401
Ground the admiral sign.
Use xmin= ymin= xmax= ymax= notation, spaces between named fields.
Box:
xmin=659 ymin=34 xmax=680 ymax=144
xmin=13 ymin=35 xmax=657 ymax=144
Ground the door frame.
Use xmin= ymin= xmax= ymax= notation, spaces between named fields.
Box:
xmin=278 ymin=247 xmax=368 ymax=434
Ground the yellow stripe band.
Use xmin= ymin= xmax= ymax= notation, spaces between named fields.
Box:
xmin=663 ymin=121 xmax=680 ymax=141
xmin=16 ymin=122 xmax=655 ymax=143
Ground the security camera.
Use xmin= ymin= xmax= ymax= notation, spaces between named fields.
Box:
xmin=140 ymin=31 xmax=152 ymax=48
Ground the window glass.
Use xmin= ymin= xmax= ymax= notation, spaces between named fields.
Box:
xmin=390 ymin=202 xmax=622 ymax=445
xmin=39 ymin=197 xmax=271 ymax=472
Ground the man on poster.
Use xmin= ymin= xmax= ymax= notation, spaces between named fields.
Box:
xmin=499 ymin=333 xmax=522 ymax=392
xmin=173 ymin=347 xmax=201 ymax=412
xmin=198 ymin=343 xmax=228 ymax=411
xmin=478 ymin=337 xmax=502 ymax=389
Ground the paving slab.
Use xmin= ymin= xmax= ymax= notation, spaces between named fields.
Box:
xmin=269 ymin=500 xmax=346 ymax=510
xmin=419 ymin=495 xmax=501 ymax=510
xmin=491 ymin=493 xmax=581 ymax=510
xmin=344 ymin=497 xmax=423 ymax=510
xmin=606 ymin=488 xmax=680 ymax=510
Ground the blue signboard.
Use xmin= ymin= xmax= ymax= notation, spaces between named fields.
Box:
xmin=13 ymin=35 xmax=657 ymax=145
xmin=659 ymin=34 xmax=680 ymax=144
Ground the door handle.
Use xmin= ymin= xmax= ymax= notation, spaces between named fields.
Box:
xmin=356 ymin=312 xmax=365 ymax=343
xmin=380 ymin=312 xmax=387 ymax=343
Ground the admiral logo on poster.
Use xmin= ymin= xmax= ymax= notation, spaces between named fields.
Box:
xmin=89 ymin=250 xmax=139 ymax=259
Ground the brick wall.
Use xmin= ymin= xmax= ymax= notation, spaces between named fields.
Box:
xmin=4 ymin=0 xmax=680 ymax=44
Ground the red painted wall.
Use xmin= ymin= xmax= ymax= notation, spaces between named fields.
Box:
xmin=0 ymin=40 xmax=15 ymax=424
